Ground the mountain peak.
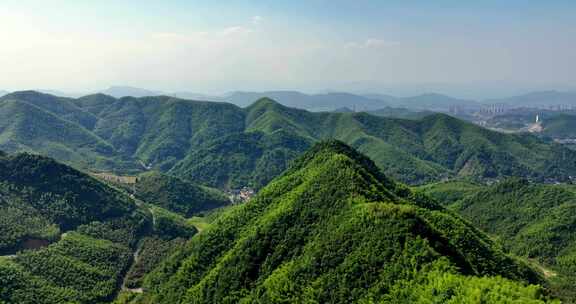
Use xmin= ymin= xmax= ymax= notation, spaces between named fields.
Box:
xmin=2 ymin=90 xmax=56 ymax=101
xmin=142 ymin=142 xmax=545 ymax=303
xmin=248 ymin=97 xmax=282 ymax=107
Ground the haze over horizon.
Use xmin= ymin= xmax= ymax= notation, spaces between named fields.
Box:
xmin=1 ymin=0 xmax=575 ymax=98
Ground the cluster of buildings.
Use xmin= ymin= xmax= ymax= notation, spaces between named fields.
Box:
xmin=228 ymin=187 xmax=255 ymax=204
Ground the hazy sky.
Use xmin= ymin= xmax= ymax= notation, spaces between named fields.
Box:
xmin=1 ymin=0 xmax=575 ymax=97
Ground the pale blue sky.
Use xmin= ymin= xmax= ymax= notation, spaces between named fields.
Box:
xmin=1 ymin=0 xmax=575 ymax=97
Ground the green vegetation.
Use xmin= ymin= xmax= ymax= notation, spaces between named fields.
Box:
xmin=135 ymin=171 xmax=230 ymax=216
xmin=123 ymin=236 xmax=187 ymax=289
xmin=419 ymin=178 xmax=576 ymax=302
xmin=3 ymin=91 xmax=575 ymax=190
xmin=0 ymin=151 xmax=203 ymax=303
xmin=169 ymin=131 xmax=311 ymax=189
xmin=137 ymin=141 xmax=554 ymax=303
xmin=0 ymin=152 xmax=137 ymax=253
xmin=417 ymin=180 xmax=484 ymax=205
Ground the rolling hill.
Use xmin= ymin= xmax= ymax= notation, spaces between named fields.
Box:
xmin=2 ymin=91 xmax=575 ymax=190
xmin=418 ymin=178 xmax=576 ymax=301
xmin=134 ymin=141 xmax=553 ymax=303
xmin=0 ymin=151 xmax=200 ymax=303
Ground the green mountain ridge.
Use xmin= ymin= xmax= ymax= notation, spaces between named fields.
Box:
xmin=2 ymin=91 xmax=575 ymax=189
xmin=0 ymin=151 xmax=198 ymax=303
xmin=133 ymin=141 xmax=555 ymax=304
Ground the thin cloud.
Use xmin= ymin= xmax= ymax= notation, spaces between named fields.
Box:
xmin=345 ymin=38 xmax=400 ymax=49
xmin=220 ymin=26 xmax=254 ymax=36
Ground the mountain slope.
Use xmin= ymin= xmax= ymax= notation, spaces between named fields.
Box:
xmin=448 ymin=179 xmax=576 ymax=300
xmin=139 ymin=141 xmax=552 ymax=304
xmin=0 ymin=152 xmax=200 ymax=304
xmin=135 ymin=171 xmax=230 ymax=216
xmin=3 ymin=91 xmax=576 ymax=189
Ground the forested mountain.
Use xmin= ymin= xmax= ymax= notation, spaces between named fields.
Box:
xmin=131 ymin=141 xmax=553 ymax=303
xmin=2 ymin=91 xmax=575 ymax=190
xmin=0 ymin=151 xmax=197 ymax=303
xmin=418 ymin=179 xmax=576 ymax=301
xmin=135 ymin=171 xmax=230 ymax=217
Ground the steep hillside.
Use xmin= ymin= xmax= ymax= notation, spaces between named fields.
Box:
xmin=449 ymin=179 xmax=576 ymax=301
xmin=137 ymin=141 xmax=553 ymax=304
xmin=417 ymin=178 xmax=576 ymax=301
xmin=170 ymin=131 xmax=312 ymax=189
xmin=135 ymin=171 xmax=230 ymax=216
xmin=0 ymin=152 xmax=197 ymax=304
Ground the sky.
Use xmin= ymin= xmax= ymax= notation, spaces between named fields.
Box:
xmin=1 ymin=0 xmax=575 ymax=98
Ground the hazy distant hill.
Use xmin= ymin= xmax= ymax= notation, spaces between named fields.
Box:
xmin=366 ymin=92 xmax=479 ymax=111
xmin=224 ymin=90 xmax=387 ymax=111
xmin=0 ymin=90 xmax=8 ymax=97
xmin=139 ymin=141 xmax=550 ymax=304
xmin=367 ymin=106 xmax=433 ymax=119
xmin=401 ymin=93 xmax=480 ymax=110
xmin=486 ymin=91 xmax=576 ymax=107
xmin=2 ymin=91 xmax=576 ymax=189
xmin=99 ymin=86 xmax=165 ymax=98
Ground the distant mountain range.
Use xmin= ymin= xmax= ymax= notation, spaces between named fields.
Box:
xmin=1 ymin=90 xmax=575 ymax=189
xmin=485 ymin=90 xmax=576 ymax=107
xmin=221 ymin=90 xmax=386 ymax=111
xmin=96 ymin=87 xmax=576 ymax=111
xmin=5 ymin=86 xmax=576 ymax=111
xmin=99 ymin=86 xmax=165 ymax=98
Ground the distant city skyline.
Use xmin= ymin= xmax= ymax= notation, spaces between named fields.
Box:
xmin=1 ymin=1 xmax=575 ymax=98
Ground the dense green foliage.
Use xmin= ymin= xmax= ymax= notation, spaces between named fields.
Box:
xmin=135 ymin=171 xmax=230 ymax=216
xmin=0 ymin=152 xmax=137 ymax=253
xmin=418 ymin=178 xmax=576 ymax=302
xmin=169 ymin=131 xmax=311 ymax=189
xmin=0 ymin=151 xmax=202 ymax=303
xmin=416 ymin=180 xmax=484 ymax=205
xmin=123 ymin=236 xmax=187 ymax=289
xmin=2 ymin=91 xmax=575 ymax=189
xmin=135 ymin=141 xmax=553 ymax=303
